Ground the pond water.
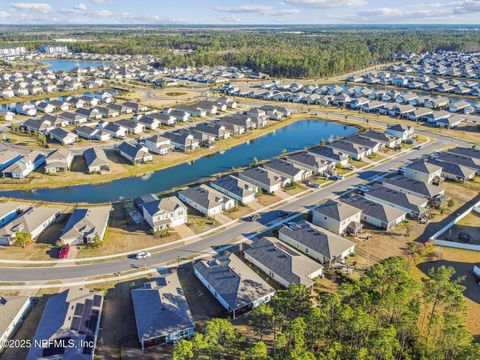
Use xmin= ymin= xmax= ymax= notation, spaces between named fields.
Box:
xmin=0 ymin=120 xmax=358 ymax=203
xmin=39 ymin=59 xmax=113 ymax=72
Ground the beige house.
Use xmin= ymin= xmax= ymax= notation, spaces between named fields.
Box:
xmin=278 ymin=222 xmax=356 ymax=265
xmin=404 ymin=160 xmax=443 ymax=184
xmin=311 ymin=199 xmax=363 ymax=235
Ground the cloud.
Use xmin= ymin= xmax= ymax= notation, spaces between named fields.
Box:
xmin=337 ymin=1 xmax=480 ymax=23
xmin=9 ymin=2 xmax=53 ymax=13
xmin=73 ymin=3 xmax=88 ymax=12
xmin=90 ymin=0 xmax=111 ymax=3
xmin=215 ymin=4 xmax=299 ymax=16
xmin=0 ymin=11 xmax=10 ymax=18
xmin=93 ymin=9 xmax=112 ymax=17
xmin=283 ymin=0 xmax=366 ymax=7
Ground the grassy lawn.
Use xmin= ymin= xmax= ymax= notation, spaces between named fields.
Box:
xmin=283 ymin=182 xmax=307 ymax=195
xmin=367 ymin=153 xmax=385 ymax=162
xmin=0 ymin=243 xmax=54 ymax=261
xmin=225 ymin=204 xmax=254 ymax=219
xmin=76 ymin=227 xmax=180 ymax=258
xmin=187 ymin=212 xmax=221 ymax=234
xmin=350 ymin=159 xmax=370 ymax=168
xmin=255 ymin=193 xmax=282 ymax=207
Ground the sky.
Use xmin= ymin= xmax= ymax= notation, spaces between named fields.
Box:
xmin=0 ymin=0 xmax=479 ymax=25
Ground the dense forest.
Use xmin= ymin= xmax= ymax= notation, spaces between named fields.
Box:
xmin=2 ymin=27 xmax=480 ymax=78
xmin=171 ymin=257 xmax=479 ymax=360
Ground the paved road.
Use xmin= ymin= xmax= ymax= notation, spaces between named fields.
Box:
xmin=0 ymin=140 xmax=444 ymax=282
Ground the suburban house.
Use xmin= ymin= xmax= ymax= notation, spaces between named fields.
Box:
xmin=116 ymin=142 xmax=153 ymax=164
xmin=44 ymin=148 xmax=74 ymax=174
xmin=0 ymin=206 xmax=60 ymax=245
xmin=115 ymin=119 xmax=145 ymax=135
xmin=59 ymin=206 xmax=111 ymax=245
xmin=359 ymin=130 xmax=401 ymax=148
xmin=263 ymin=158 xmax=312 ymax=182
xmin=140 ymin=195 xmax=188 ymax=231
xmin=311 ymin=199 xmax=363 ymax=235
xmin=404 ymin=160 xmax=443 ymax=184
xmin=244 ymin=237 xmax=324 ymax=288
xmin=238 ymin=167 xmax=290 ymax=193
xmin=436 ymin=153 xmax=480 ymax=174
xmin=59 ymin=111 xmax=88 ymax=125
xmin=49 ymin=127 xmax=78 ymax=145
xmin=178 ymin=184 xmax=235 ymax=217
xmin=447 ymin=147 xmax=480 ymax=161
xmin=84 ymin=148 xmax=110 ymax=174
xmin=131 ymin=272 xmax=195 ymax=350
xmin=22 ymin=118 xmax=54 ymax=134
xmin=75 ymin=107 xmax=102 ymax=120
xmin=143 ymin=135 xmax=174 ymax=155
xmin=163 ymin=132 xmax=200 ymax=151
xmin=363 ymin=184 xmax=428 ymax=219
xmin=385 ymin=124 xmax=414 ymax=142
xmin=327 ymin=140 xmax=370 ymax=160
xmin=426 ymin=159 xmax=476 ymax=182
xmin=0 ymin=202 xmax=22 ymax=227
xmin=343 ymin=135 xmax=381 ymax=153
xmin=0 ymin=151 xmax=22 ymax=171
xmin=383 ymin=175 xmax=445 ymax=199
xmin=0 ymin=296 xmax=32 ymax=351
xmin=2 ymin=151 xmax=46 ymax=179
xmin=26 ymin=288 xmax=103 ymax=360
xmin=75 ymin=126 xmax=112 ymax=141
xmin=100 ymin=122 xmax=128 ymax=139
xmin=193 ymin=253 xmax=275 ymax=319
xmin=210 ymin=175 xmax=258 ymax=204
xmin=286 ymin=152 xmax=334 ymax=175
xmin=137 ymin=115 xmax=160 ymax=130
xmin=193 ymin=122 xmax=231 ymax=140
xmin=307 ymin=146 xmax=349 ymax=166
xmin=278 ymin=221 xmax=356 ymax=265
xmin=342 ymin=196 xmax=407 ymax=230
xmin=122 ymin=101 xmax=148 ymax=113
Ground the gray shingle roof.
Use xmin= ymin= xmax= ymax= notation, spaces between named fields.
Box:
xmin=211 ymin=175 xmax=256 ymax=199
xmin=240 ymin=167 xmax=284 ymax=187
xmin=406 ymin=160 xmax=442 ymax=174
xmin=383 ymin=175 xmax=443 ymax=198
xmin=131 ymin=272 xmax=194 ymax=343
xmin=263 ymin=159 xmax=304 ymax=178
xmin=179 ymin=184 xmax=232 ymax=210
xmin=244 ymin=237 xmax=323 ymax=287
xmin=366 ymin=184 xmax=427 ymax=213
xmin=279 ymin=222 xmax=355 ymax=260
xmin=194 ymin=253 xmax=274 ymax=310
xmin=342 ymin=195 xmax=406 ymax=223
xmin=313 ymin=199 xmax=361 ymax=221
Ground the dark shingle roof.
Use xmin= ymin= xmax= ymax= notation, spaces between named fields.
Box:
xmin=279 ymin=222 xmax=355 ymax=260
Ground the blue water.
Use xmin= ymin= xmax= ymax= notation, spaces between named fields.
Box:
xmin=39 ymin=59 xmax=113 ymax=72
xmin=0 ymin=120 xmax=358 ymax=203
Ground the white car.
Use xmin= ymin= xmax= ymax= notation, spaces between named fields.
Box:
xmin=135 ymin=251 xmax=151 ymax=260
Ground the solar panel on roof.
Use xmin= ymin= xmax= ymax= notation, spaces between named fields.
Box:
xmin=70 ymin=316 xmax=81 ymax=331
xmin=74 ymin=303 xmax=84 ymax=316
xmin=80 ymin=299 xmax=93 ymax=334
xmin=92 ymin=294 xmax=102 ymax=307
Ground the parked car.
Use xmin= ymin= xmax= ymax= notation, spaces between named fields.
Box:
xmin=345 ymin=165 xmax=355 ymax=171
xmin=458 ymin=232 xmax=472 ymax=243
xmin=58 ymin=244 xmax=70 ymax=259
xmin=357 ymin=184 xmax=370 ymax=192
xmin=135 ymin=251 xmax=151 ymax=260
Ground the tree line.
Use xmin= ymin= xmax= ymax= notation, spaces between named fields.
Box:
xmin=172 ymin=257 xmax=479 ymax=360
xmin=3 ymin=29 xmax=480 ymax=78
